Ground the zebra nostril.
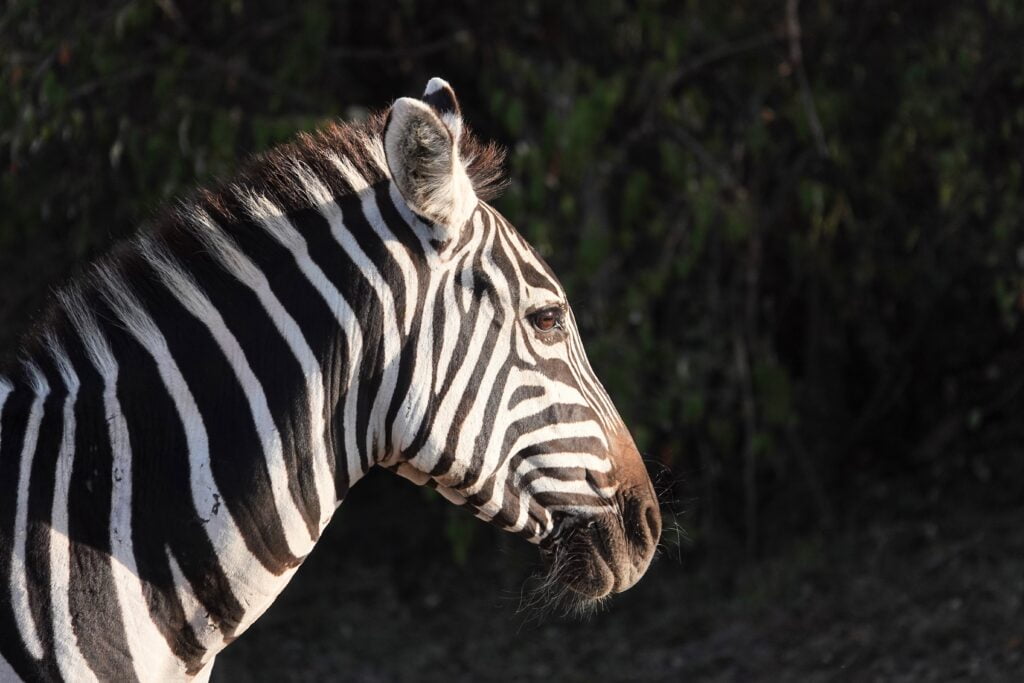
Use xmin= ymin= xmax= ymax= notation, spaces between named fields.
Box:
xmin=623 ymin=493 xmax=661 ymax=552
xmin=643 ymin=501 xmax=661 ymax=546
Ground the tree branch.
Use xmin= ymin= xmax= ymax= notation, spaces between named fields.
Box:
xmin=786 ymin=0 xmax=829 ymax=158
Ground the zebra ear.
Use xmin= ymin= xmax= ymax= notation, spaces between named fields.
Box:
xmin=384 ymin=95 xmax=476 ymax=230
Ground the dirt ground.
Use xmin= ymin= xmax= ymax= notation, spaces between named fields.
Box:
xmin=211 ymin=470 xmax=1024 ymax=682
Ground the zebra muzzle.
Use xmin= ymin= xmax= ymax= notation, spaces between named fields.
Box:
xmin=540 ymin=490 xmax=660 ymax=599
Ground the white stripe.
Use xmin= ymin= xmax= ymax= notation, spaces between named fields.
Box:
xmin=0 ymin=653 xmax=24 ymax=682
xmin=543 ymin=503 xmax=612 ymax=516
xmin=10 ymin=363 xmax=48 ymax=661
xmin=566 ymin=323 xmax=619 ymax=431
xmin=524 ymin=477 xmax=617 ymax=498
xmin=513 ymin=453 xmax=611 ymax=481
xmin=435 ymin=250 xmax=468 ymax=390
xmin=358 ymin=131 xmax=389 ymax=176
xmin=165 ymin=547 xmax=220 ymax=658
xmin=45 ymin=340 xmax=99 ymax=683
xmin=495 ymin=421 xmax=610 ymax=492
xmin=507 ymin=477 xmax=546 ymax=536
xmin=513 ymin=318 xmax=539 ymax=366
xmin=326 ymin=153 xmax=370 ymax=193
xmin=142 ymin=241 xmax=316 ymax=555
xmin=459 ymin=233 xmax=478 ymax=313
xmin=505 ymin=377 xmax=590 ymax=423
xmin=65 ymin=302 xmax=186 ymax=681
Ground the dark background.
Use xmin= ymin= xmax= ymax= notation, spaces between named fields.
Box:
xmin=3 ymin=1 xmax=1024 ymax=680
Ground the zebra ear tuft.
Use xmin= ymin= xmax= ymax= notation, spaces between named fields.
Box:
xmin=384 ymin=96 xmax=476 ymax=230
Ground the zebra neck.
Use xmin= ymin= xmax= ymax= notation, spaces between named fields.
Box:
xmin=0 ymin=178 xmax=440 ymax=679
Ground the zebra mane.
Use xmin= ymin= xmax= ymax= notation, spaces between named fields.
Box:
xmin=1 ymin=106 xmax=506 ymax=376
xmin=187 ymin=108 xmax=506 ymax=226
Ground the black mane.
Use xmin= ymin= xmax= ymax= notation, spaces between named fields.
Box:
xmin=2 ymin=108 xmax=506 ymax=377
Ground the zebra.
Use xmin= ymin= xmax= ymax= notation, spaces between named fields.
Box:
xmin=0 ymin=77 xmax=661 ymax=681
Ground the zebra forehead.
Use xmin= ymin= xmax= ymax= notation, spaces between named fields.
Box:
xmin=481 ymin=209 xmax=562 ymax=297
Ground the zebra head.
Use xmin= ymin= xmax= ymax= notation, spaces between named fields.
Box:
xmin=381 ymin=79 xmax=661 ymax=605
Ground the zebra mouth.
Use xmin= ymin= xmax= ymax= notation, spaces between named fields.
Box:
xmin=539 ymin=514 xmax=620 ymax=600
xmin=536 ymin=492 xmax=660 ymax=605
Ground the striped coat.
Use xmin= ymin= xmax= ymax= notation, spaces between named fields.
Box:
xmin=0 ymin=78 xmax=660 ymax=681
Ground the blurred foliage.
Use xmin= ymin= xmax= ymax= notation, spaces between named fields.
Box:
xmin=3 ymin=0 xmax=1024 ymax=563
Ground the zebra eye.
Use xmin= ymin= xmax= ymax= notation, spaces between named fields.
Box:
xmin=529 ymin=307 xmax=563 ymax=333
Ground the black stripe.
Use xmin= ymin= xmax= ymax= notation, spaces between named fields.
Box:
xmin=374 ymin=184 xmax=430 ymax=267
xmin=508 ymin=384 xmax=545 ymax=409
xmin=0 ymin=374 xmax=36 ymax=679
xmin=495 ymin=482 xmax=524 ymax=530
xmin=519 ymin=466 xmax=588 ymax=487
